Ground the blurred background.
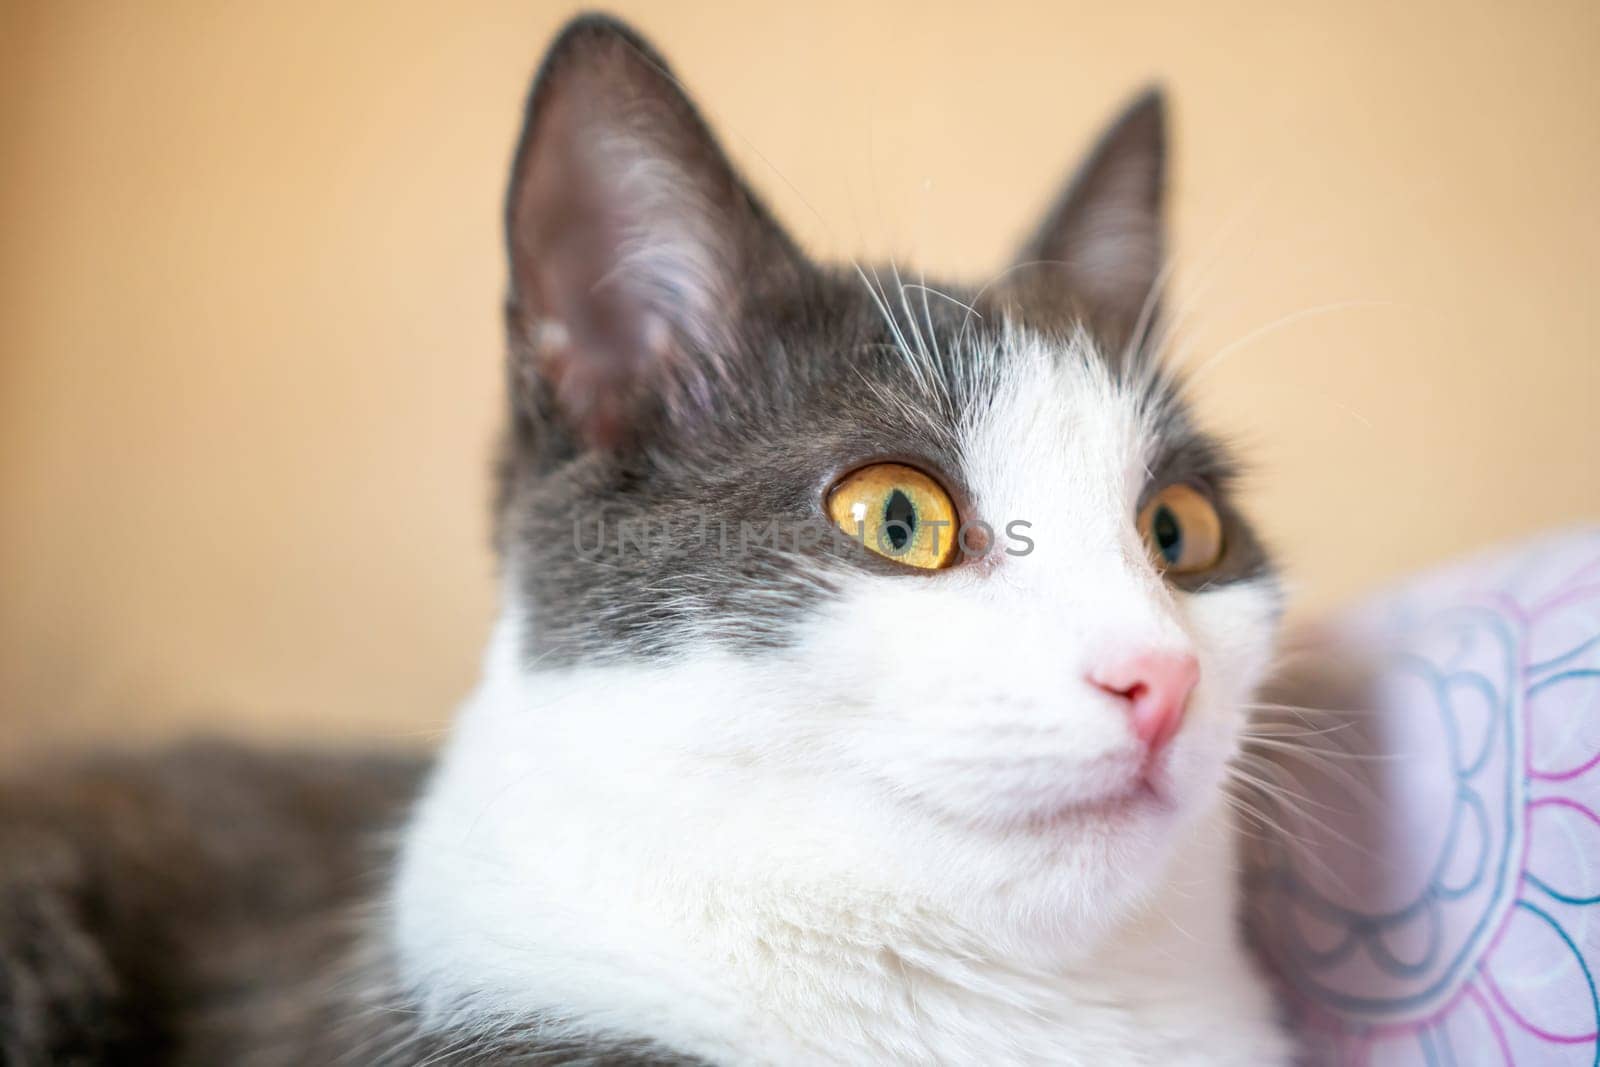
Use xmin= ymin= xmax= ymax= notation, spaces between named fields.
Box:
xmin=2 ymin=1 xmax=1595 ymax=753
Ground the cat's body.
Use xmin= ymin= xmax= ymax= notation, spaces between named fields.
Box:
xmin=1 ymin=15 xmax=1294 ymax=1065
xmin=0 ymin=743 xmax=705 ymax=1065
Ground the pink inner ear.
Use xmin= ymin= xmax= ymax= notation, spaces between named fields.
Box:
xmin=506 ymin=67 xmax=737 ymax=448
xmin=502 ymin=21 xmax=810 ymax=452
xmin=512 ymin=88 xmax=666 ymax=450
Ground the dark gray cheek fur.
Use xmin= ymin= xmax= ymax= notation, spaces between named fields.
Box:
xmin=498 ymin=272 xmax=1277 ymax=668
xmin=501 ymin=273 xmax=959 ymax=664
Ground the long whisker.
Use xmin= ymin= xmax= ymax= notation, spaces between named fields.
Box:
xmin=1239 ymin=731 xmax=1398 ymax=764
xmin=854 ymin=263 xmax=933 ymax=398
xmin=1227 ymin=756 xmax=1386 ymax=867
xmin=1220 ymin=789 xmax=1349 ymax=889
xmin=1244 ymin=744 xmax=1394 ymax=824
xmin=1245 ymin=700 xmax=1376 ymax=722
xmin=1138 ymin=164 xmax=1281 ymax=380
xmin=904 ymin=282 xmax=979 ymax=318
xmin=918 ymin=267 xmax=942 ymax=370
xmin=1185 ymin=299 xmax=1396 ymax=384
xmin=956 ymin=257 xmax=1077 ymax=337
xmin=1228 ymin=756 xmax=1356 ymax=820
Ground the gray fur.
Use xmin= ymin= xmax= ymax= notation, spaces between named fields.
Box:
xmin=0 ymin=743 xmax=698 ymax=1066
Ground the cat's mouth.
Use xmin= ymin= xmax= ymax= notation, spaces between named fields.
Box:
xmin=1047 ymin=726 xmax=1195 ymax=823
xmin=1035 ymin=774 xmax=1173 ymax=827
xmin=876 ymin=739 xmax=1194 ymax=836
xmin=946 ymin=757 xmax=1183 ymax=834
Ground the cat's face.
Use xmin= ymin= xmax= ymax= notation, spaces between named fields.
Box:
xmin=487 ymin=16 xmax=1279 ymax=937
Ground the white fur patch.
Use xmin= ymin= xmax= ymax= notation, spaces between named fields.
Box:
xmin=391 ymin=330 xmax=1291 ymax=1064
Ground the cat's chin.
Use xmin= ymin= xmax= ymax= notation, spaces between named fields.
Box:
xmin=1027 ymin=775 xmax=1174 ymax=829
xmin=974 ymin=782 xmax=1191 ymax=856
xmin=893 ymin=744 xmax=1196 ymax=844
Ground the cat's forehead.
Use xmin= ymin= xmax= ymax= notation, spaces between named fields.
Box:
xmin=956 ymin=326 xmax=1151 ymax=522
xmin=762 ymin=275 xmax=1177 ymax=495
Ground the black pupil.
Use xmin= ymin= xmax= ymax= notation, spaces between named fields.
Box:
xmin=1153 ymin=505 xmax=1183 ymax=563
xmin=884 ymin=489 xmax=916 ymax=551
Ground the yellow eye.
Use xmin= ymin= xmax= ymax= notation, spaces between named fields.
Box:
xmin=827 ymin=463 xmax=959 ymax=570
xmin=1138 ymin=483 xmax=1224 ymax=575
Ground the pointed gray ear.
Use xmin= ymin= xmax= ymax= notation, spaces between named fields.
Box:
xmin=1002 ymin=88 xmax=1167 ymax=351
xmin=505 ymin=15 xmax=806 ymax=451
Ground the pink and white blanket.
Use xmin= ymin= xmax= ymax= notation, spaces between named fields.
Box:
xmin=1250 ymin=528 xmax=1600 ymax=1065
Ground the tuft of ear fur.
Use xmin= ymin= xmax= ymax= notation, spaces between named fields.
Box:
xmin=1001 ymin=88 xmax=1167 ymax=353
xmin=504 ymin=15 xmax=808 ymax=452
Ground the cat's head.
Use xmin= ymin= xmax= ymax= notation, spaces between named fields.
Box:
xmin=486 ymin=15 xmax=1278 ymax=939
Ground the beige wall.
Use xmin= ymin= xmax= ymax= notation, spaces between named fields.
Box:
xmin=3 ymin=1 xmax=1595 ymax=752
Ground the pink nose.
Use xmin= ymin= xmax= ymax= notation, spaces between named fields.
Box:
xmin=1089 ymin=651 xmax=1200 ymax=755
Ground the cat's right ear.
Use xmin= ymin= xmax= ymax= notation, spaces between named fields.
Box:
xmin=997 ymin=89 xmax=1168 ymax=354
xmin=504 ymin=15 xmax=807 ymax=453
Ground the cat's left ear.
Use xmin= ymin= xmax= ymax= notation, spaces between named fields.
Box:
xmin=504 ymin=15 xmax=809 ymax=452
xmin=1001 ymin=88 xmax=1167 ymax=351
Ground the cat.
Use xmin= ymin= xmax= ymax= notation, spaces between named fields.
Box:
xmin=0 ymin=13 xmax=1294 ymax=1066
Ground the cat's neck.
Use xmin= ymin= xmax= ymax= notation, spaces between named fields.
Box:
xmin=389 ymin=637 xmax=1288 ymax=1065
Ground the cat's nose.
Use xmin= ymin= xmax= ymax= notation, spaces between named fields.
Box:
xmin=1089 ymin=651 xmax=1200 ymax=755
